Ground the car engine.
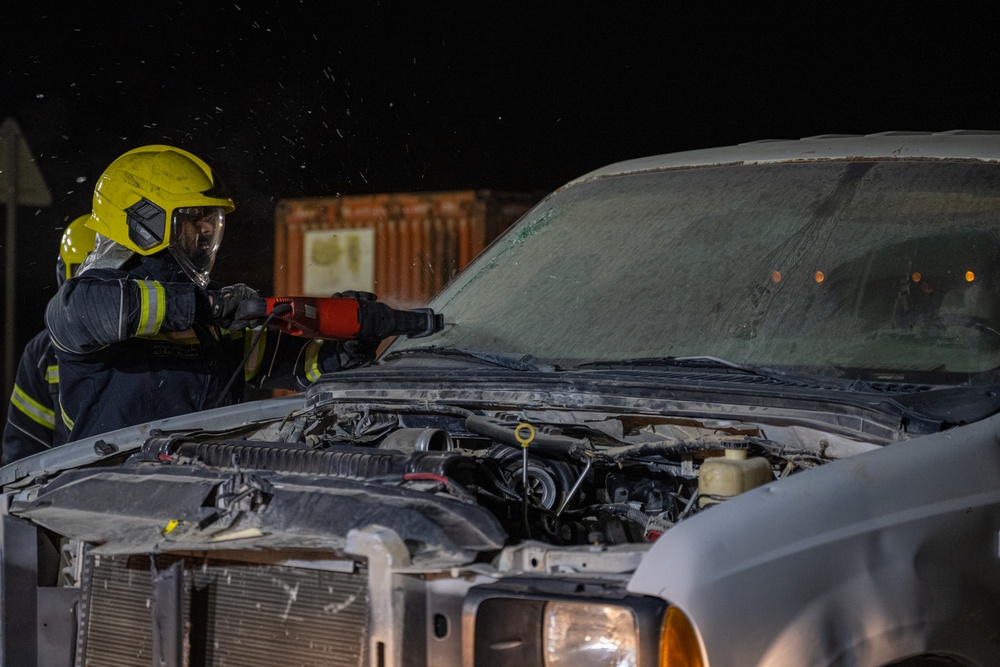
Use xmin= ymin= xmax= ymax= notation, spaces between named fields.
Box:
xmin=134 ymin=400 xmax=873 ymax=554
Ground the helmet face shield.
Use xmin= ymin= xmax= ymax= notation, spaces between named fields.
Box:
xmin=169 ymin=206 xmax=225 ymax=287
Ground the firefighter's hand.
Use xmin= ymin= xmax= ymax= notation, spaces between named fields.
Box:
xmin=332 ymin=290 xmax=378 ymax=302
xmin=207 ymin=283 xmax=261 ymax=330
xmin=339 ymin=339 xmax=379 ymax=369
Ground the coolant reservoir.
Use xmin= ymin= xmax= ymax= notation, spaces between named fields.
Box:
xmin=698 ymin=449 xmax=772 ymax=507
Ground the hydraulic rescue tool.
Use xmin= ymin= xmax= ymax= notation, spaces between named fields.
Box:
xmin=236 ymin=295 xmax=444 ymax=341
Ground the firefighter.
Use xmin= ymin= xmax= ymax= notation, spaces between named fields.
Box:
xmin=3 ymin=215 xmax=97 ymax=464
xmin=44 ymin=145 xmax=365 ymax=441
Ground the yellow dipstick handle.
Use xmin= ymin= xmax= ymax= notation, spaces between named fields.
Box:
xmin=515 ymin=423 xmax=536 ymax=502
xmin=515 ymin=423 xmax=536 ymax=448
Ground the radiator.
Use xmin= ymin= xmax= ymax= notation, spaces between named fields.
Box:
xmin=76 ymin=553 xmax=370 ymax=667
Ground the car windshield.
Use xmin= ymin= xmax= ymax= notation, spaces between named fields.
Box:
xmin=388 ymin=160 xmax=1000 ymax=385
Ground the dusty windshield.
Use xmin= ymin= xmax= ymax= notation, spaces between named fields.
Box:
xmin=391 ymin=160 xmax=1000 ymax=384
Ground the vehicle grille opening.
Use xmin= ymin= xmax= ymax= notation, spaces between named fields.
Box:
xmin=76 ymin=553 xmax=369 ymax=667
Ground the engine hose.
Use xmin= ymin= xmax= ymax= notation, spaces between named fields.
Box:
xmin=602 ymin=503 xmax=651 ymax=528
xmin=564 ymin=503 xmax=652 ymax=528
xmin=465 ymin=415 xmax=590 ymax=456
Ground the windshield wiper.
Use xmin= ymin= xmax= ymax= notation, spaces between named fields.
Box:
xmin=380 ymin=346 xmax=556 ymax=372
xmin=578 ymin=355 xmax=762 ymax=372
xmin=575 ymin=356 xmax=851 ymax=387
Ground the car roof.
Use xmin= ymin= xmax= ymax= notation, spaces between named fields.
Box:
xmin=571 ymin=130 xmax=1000 ymax=184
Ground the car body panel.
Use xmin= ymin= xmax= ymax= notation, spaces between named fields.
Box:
xmin=629 ymin=410 xmax=1000 ymax=665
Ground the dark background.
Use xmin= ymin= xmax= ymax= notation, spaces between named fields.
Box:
xmin=3 ymin=2 xmax=1000 ymax=387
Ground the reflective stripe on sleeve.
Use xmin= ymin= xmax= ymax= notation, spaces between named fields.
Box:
xmin=243 ymin=328 xmax=268 ymax=382
xmin=304 ymin=339 xmax=324 ymax=382
xmin=11 ymin=385 xmax=55 ymax=430
xmin=135 ymin=279 xmax=166 ymax=336
xmin=46 ymin=365 xmax=59 ymax=384
xmin=59 ymin=396 xmax=75 ymax=432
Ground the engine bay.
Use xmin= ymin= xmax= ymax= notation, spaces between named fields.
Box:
xmin=131 ymin=401 xmax=881 ymax=553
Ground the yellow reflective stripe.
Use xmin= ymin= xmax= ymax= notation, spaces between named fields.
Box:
xmin=11 ymin=385 xmax=55 ymax=429
xmin=59 ymin=396 xmax=75 ymax=431
xmin=45 ymin=365 xmax=59 ymax=384
xmin=304 ymin=340 xmax=323 ymax=382
xmin=244 ymin=328 xmax=267 ymax=382
xmin=136 ymin=279 xmax=166 ymax=336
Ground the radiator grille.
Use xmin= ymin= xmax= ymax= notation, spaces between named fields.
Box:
xmin=77 ymin=553 xmax=369 ymax=667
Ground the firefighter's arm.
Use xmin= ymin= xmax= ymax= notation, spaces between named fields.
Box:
xmin=45 ymin=270 xmax=203 ymax=354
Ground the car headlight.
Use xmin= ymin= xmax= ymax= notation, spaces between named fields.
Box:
xmin=465 ymin=580 xmax=703 ymax=667
xmin=543 ymin=602 xmax=638 ymax=666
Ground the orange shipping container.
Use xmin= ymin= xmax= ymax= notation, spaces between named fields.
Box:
xmin=273 ymin=190 xmax=543 ymax=309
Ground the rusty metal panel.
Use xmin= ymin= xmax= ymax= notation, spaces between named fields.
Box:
xmin=274 ymin=190 xmax=542 ymax=309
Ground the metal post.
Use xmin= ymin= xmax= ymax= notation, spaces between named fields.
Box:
xmin=2 ymin=142 xmax=16 ymax=402
xmin=0 ymin=117 xmax=51 ymax=403
xmin=150 ymin=558 xmax=184 ymax=667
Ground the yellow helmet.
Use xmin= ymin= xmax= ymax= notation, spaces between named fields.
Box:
xmin=86 ymin=145 xmax=236 ymax=287
xmin=57 ymin=214 xmax=97 ymax=283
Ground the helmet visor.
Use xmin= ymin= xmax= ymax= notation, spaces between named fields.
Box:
xmin=169 ymin=206 xmax=225 ymax=287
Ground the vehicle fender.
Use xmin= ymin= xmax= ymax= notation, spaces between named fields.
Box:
xmin=627 ymin=412 xmax=1000 ymax=666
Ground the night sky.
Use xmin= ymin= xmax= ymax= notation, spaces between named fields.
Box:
xmin=3 ymin=2 xmax=1000 ymax=386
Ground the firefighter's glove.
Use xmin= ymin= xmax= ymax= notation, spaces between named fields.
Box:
xmin=332 ymin=290 xmax=378 ymax=302
xmin=207 ymin=283 xmax=261 ymax=330
xmin=339 ymin=339 xmax=379 ymax=369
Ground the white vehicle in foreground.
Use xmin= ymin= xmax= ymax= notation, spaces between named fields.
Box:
xmin=3 ymin=131 xmax=1000 ymax=666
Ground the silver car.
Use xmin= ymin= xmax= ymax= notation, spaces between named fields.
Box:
xmin=4 ymin=131 xmax=999 ymax=666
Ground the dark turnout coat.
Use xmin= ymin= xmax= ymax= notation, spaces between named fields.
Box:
xmin=45 ymin=253 xmax=345 ymax=442
xmin=2 ymin=330 xmax=68 ymax=465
